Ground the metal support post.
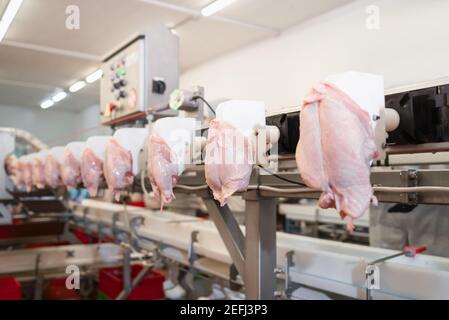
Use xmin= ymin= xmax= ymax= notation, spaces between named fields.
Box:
xmin=116 ymin=263 xmax=153 ymax=300
xmin=244 ymin=191 xmax=277 ymax=300
xmin=33 ymin=254 xmax=43 ymax=300
xmin=122 ymin=246 xmax=132 ymax=296
xmin=112 ymin=211 xmax=121 ymax=244
xmin=203 ymin=199 xmax=246 ymax=279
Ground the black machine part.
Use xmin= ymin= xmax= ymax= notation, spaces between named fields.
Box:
xmin=386 ymin=85 xmax=449 ymax=145
xmin=266 ymin=84 xmax=449 ymax=155
xmin=266 ymin=112 xmax=299 ymax=154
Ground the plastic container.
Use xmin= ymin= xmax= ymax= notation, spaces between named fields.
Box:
xmin=0 ymin=278 xmax=21 ymax=300
xmin=43 ymin=278 xmax=79 ymax=300
xmin=74 ymin=228 xmax=99 ymax=244
xmin=98 ymin=265 xmax=165 ymax=300
xmin=25 ymin=241 xmax=71 ymax=249
xmin=73 ymin=228 xmax=112 ymax=244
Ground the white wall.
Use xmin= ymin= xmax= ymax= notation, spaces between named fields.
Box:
xmin=0 ymin=105 xmax=80 ymax=146
xmin=180 ymin=0 xmax=449 ymax=114
xmin=0 ymin=104 xmax=111 ymax=147
xmin=76 ymin=104 xmax=111 ymax=141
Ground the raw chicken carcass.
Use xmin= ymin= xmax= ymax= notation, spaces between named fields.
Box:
xmin=81 ymin=148 xmax=103 ymax=197
xmin=296 ymin=81 xmax=378 ymax=231
xmin=147 ymin=134 xmax=179 ymax=210
xmin=22 ymin=158 xmax=33 ymax=192
xmin=14 ymin=159 xmax=24 ymax=190
xmin=205 ymin=119 xmax=254 ymax=206
xmin=5 ymin=155 xmax=21 ymax=188
xmin=44 ymin=154 xmax=62 ymax=189
xmin=32 ymin=155 xmax=46 ymax=189
xmin=61 ymin=149 xmax=82 ymax=189
xmin=104 ymin=138 xmax=133 ymax=201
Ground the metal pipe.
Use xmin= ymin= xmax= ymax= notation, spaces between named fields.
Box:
xmin=116 ymin=263 xmax=153 ymax=300
xmin=385 ymin=142 xmax=449 ymax=155
xmin=122 ymin=247 xmax=132 ymax=296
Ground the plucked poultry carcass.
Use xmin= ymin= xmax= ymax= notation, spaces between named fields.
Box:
xmin=61 ymin=149 xmax=82 ymax=189
xmin=81 ymin=148 xmax=104 ymax=197
xmin=104 ymin=138 xmax=133 ymax=201
xmin=21 ymin=157 xmax=33 ymax=192
xmin=296 ymin=81 xmax=378 ymax=231
xmin=5 ymin=155 xmax=21 ymax=189
xmin=32 ymin=155 xmax=46 ymax=189
xmin=44 ymin=153 xmax=62 ymax=189
xmin=205 ymin=119 xmax=254 ymax=206
xmin=147 ymin=134 xmax=179 ymax=210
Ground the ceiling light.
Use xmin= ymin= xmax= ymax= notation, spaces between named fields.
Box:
xmin=69 ymin=80 xmax=86 ymax=93
xmin=52 ymin=91 xmax=67 ymax=102
xmin=40 ymin=100 xmax=54 ymax=109
xmin=0 ymin=0 xmax=23 ymax=42
xmin=201 ymin=0 xmax=237 ymax=17
xmin=86 ymin=69 xmax=103 ymax=83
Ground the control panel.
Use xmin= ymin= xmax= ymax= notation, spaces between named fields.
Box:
xmin=101 ymin=38 xmax=144 ymax=122
xmin=100 ymin=25 xmax=179 ymax=125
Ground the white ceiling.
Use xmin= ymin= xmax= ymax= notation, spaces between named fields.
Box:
xmin=0 ymin=0 xmax=352 ymax=112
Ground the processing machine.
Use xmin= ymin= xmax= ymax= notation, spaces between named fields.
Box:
xmin=2 ymin=25 xmax=449 ymax=301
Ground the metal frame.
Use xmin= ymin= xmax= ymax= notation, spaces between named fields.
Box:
xmin=71 ymin=198 xmax=449 ymax=300
xmin=165 ymin=166 xmax=449 ymax=299
xmin=244 ymin=191 xmax=277 ymax=299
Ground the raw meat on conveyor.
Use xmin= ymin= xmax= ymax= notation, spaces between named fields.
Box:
xmin=14 ymin=159 xmax=24 ymax=190
xmin=81 ymin=148 xmax=103 ymax=197
xmin=205 ymin=119 xmax=254 ymax=206
xmin=104 ymin=138 xmax=133 ymax=201
xmin=32 ymin=155 xmax=46 ymax=189
xmin=147 ymin=134 xmax=179 ymax=210
xmin=61 ymin=149 xmax=82 ymax=189
xmin=6 ymin=156 xmax=21 ymax=189
xmin=296 ymin=81 xmax=378 ymax=231
xmin=45 ymin=154 xmax=62 ymax=189
xmin=22 ymin=158 xmax=33 ymax=192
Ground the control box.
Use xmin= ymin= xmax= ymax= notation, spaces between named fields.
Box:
xmin=100 ymin=25 xmax=179 ymax=125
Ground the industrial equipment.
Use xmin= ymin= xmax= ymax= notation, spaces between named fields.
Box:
xmin=100 ymin=25 xmax=179 ymax=126
xmin=4 ymin=58 xmax=449 ymax=302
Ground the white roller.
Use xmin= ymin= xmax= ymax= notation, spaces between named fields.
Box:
xmin=385 ymin=108 xmax=400 ymax=132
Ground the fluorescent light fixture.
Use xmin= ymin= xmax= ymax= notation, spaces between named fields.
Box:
xmin=85 ymin=69 xmax=103 ymax=83
xmin=69 ymin=80 xmax=86 ymax=93
xmin=52 ymin=91 xmax=67 ymax=102
xmin=0 ymin=0 xmax=23 ymax=42
xmin=201 ymin=0 xmax=237 ymax=17
xmin=40 ymin=100 xmax=54 ymax=109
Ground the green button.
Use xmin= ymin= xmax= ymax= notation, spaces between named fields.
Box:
xmin=118 ymin=68 xmax=126 ymax=76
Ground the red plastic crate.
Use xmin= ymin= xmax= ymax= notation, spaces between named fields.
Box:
xmin=43 ymin=278 xmax=79 ymax=300
xmin=0 ymin=278 xmax=21 ymax=300
xmin=98 ymin=265 xmax=165 ymax=300
xmin=128 ymin=200 xmax=146 ymax=208
xmin=74 ymin=228 xmax=99 ymax=244
xmin=25 ymin=241 xmax=71 ymax=249
xmin=73 ymin=228 xmax=112 ymax=244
